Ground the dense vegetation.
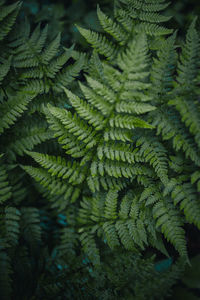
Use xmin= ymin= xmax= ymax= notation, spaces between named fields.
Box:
xmin=0 ymin=0 xmax=200 ymax=299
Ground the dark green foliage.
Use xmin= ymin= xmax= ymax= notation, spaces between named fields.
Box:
xmin=1 ymin=0 xmax=200 ymax=299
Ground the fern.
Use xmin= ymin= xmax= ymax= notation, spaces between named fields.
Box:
xmin=164 ymin=178 xmax=200 ymax=229
xmin=0 ymin=1 xmax=21 ymax=42
xmin=24 ymin=33 xmax=154 ymax=193
xmin=23 ymin=2 xmax=200 ymax=272
xmin=4 ymin=207 xmax=21 ymax=247
xmin=20 ymin=207 xmax=41 ymax=248
xmin=77 ymin=0 xmax=172 ymax=60
xmin=0 ymin=2 xmax=85 ymax=299
xmin=0 ymin=155 xmax=12 ymax=204
xmin=1 ymin=0 xmax=200 ymax=299
xmin=77 ymin=189 xmax=187 ymax=260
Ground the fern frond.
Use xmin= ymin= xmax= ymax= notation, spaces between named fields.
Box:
xmin=10 ymin=22 xmax=84 ymax=93
xmin=41 ymin=33 xmax=61 ymax=64
xmin=116 ymin=101 xmax=156 ymax=114
xmin=109 ymin=114 xmax=153 ymax=129
xmin=0 ymin=1 xmax=21 ymax=42
xmin=135 ymin=22 xmax=172 ymax=36
xmin=78 ymin=191 xmax=158 ymax=252
xmin=97 ymin=5 xmax=128 ymax=45
xmin=191 ymin=171 xmax=200 ymax=192
xmin=21 ymin=165 xmax=80 ymax=209
xmin=152 ymin=198 xmax=187 ymax=258
xmin=176 ymin=18 xmax=200 ymax=89
xmin=76 ymin=25 xmax=118 ymax=60
xmin=121 ymin=0 xmax=170 ymax=13
xmin=77 ymin=0 xmax=172 ymax=61
xmin=63 ymin=87 xmax=106 ymax=130
xmin=4 ymin=207 xmax=21 ymax=246
xmin=78 ymin=81 xmax=112 ymax=116
xmin=0 ymin=91 xmax=36 ymax=134
xmin=168 ymin=97 xmax=200 ymax=149
xmin=164 ymin=178 xmax=200 ymax=229
xmin=20 ymin=207 xmax=41 ymax=248
xmin=25 ymin=151 xmax=87 ymax=185
xmin=151 ymin=33 xmax=177 ymax=96
xmin=46 ymin=104 xmax=99 ymax=149
xmin=57 ymin=227 xmax=78 ymax=258
xmin=0 ymin=157 xmax=12 ymax=204
xmin=54 ymin=55 xmax=85 ymax=91
xmin=79 ymin=232 xmax=100 ymax=266
xmin=6 ymin=123 xmax=52 ymax=158
xmin=136 ymin=136 xmax=169 ymax=184
xmin=40 ymin=35 xmax=154 ymax=192
xmin=150 ymin=107 xmax=200 ymax=166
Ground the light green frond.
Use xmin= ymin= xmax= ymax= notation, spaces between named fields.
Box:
xmin=76 ymin=25 xmax=118 ymax=60
xmin=63 ymin=87 xmax=106 ymax=130
xmin=79 ymin=82 xmax=112 ymax=116
xmin=25 ymin=151 xmax=86 ymax=185
xmin=44 ymin=108 xmax=89 ymax=158
xmin=10 ymin=22 xmax=83 ymax=95
xmin=104 ymin=127 xmax=132 ymax=142
xmin=109 ymin=114 xmax=154 ymax=129
xmin=87 ymin=173 xmax=128 ymax=192
xmin=126 ymin=0 xmax=171 ymax=24
xmin=116 ymin=101 xmax=156 ymax=114
xmin=97 ymin=5 xmax=128 ymax=45
xmin=115 ymin=8 xmax=134 ymax=33
xmin=88 ymin=51 xmax=106 ymax=82
xmin=97 ymin=142 xmax=141 ymax=164
xmin=104 ymin=189 xmax=118 ymax=219
xmin=13 ymin=24 xmax=48 ymax=67
xmin=135 ymin=23 xmax=172 ymax=36
xmin=118 ymin=33 xmax=149 ymax=72
xmin=136 ymin=136 xmax=169 ymax=184
xmin=47 ymin=104 xmax=99 ymax=149
xmin=86 ymin=76 xmax=116 ymax=104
